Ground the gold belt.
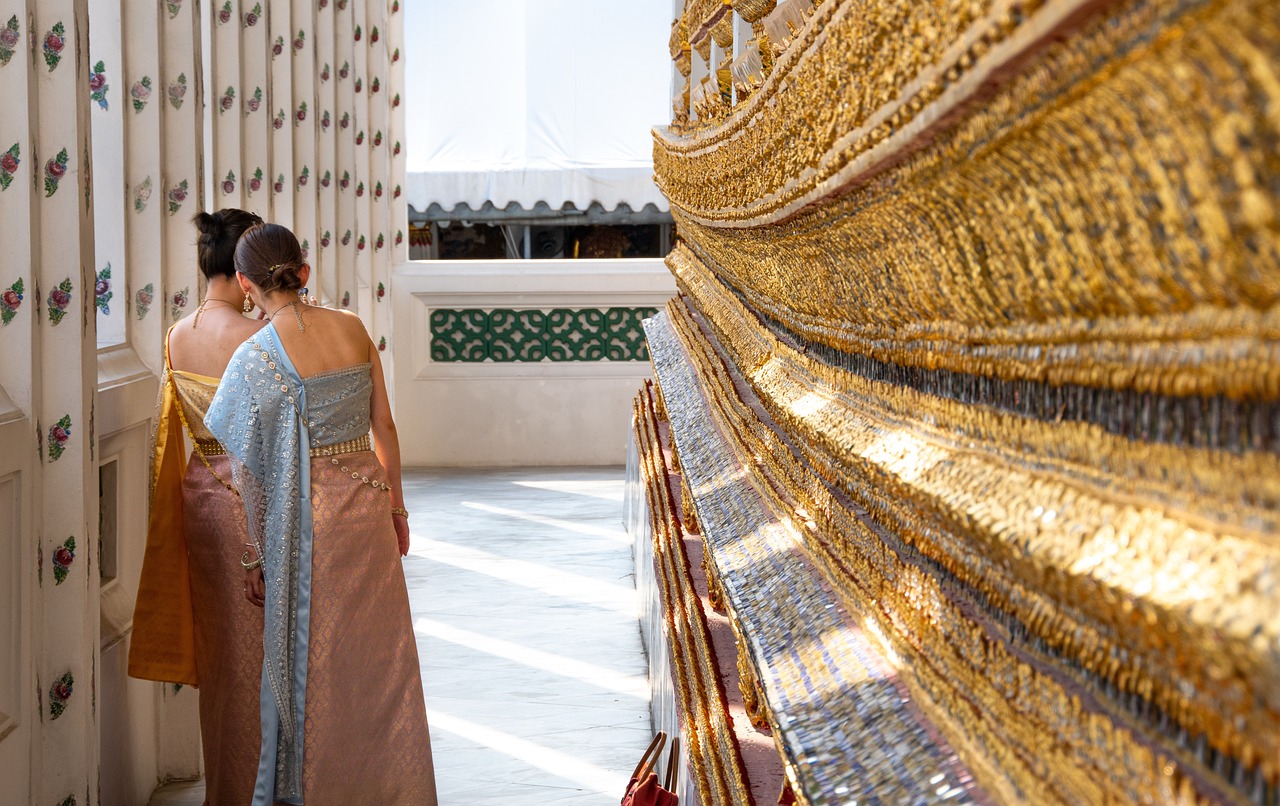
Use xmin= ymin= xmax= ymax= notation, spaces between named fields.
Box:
xmin=193 ymin=434 xmax=371 ymax=458
xmin=310 ymin=435 xmax=371 ymax=456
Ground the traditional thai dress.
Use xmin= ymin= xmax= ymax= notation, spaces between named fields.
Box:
xmin=129 ymin=330 xmax=264 ymax=805
xmin=205 ymin=323 xmax=437 ymax=805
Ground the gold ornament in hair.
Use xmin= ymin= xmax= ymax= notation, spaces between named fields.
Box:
xmin=266 ymin=263 xmax=288 ymax=275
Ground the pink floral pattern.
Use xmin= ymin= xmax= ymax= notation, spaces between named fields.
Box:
xmin=0 ymin=15 xmax=20 ymax=67
xmin=220 ymin=86 xmax=236 ymax=114
xmin=44 ymin=148 xmax=69 ymax=198
xmin=0 ymin=143 xmax=19 ymax=191
xmin=320 ymin=230 xmax=332 ymax=248
xmin=52 ymin=535 xmax=75 ymax=583
xmin=167 ymin=0 xmax=183 ymax=18
xmin=1 ymin=278 xmax=23 ymax=325
xmin=90 ymin=62 xmax=109 ymax=110
xmin=43 ymin=22 xmax=66 ymax=71
xmin=248 ymin=167 xmax=263 ymax=195
xmin=243 ymin=2 xmax=261 ymax=26
xmin=217 ymin=1 xmax=232 ymax=24
xmin=168 ymin=73 xmax=187 ymax=109
xmin=223 ymin=170 xmax=236 ymax=195
xmin=130 ymin=76 xmax=152 ymax=113
xmin=47 ymin=278 xmax=73 ymax=325
xmin=135 ymin=283 xmax=154 ymax=319
xmin=133 ymin=176 xmax=153 ymax=212
xmin=95 ymin=264 xmax=112 ymax=314
xmin=48 ymin=670 xmax=74 ymax=719
xmin=246 ymin=86 xmax=262 ymax=114
xmin=167 ymin=179 xmax=189 ymax=214
xmin=376 ymin=282 xmax=385 ymax=301
xmin=170 ymin=287 xmax=189 ymax=321
xmin=47 ymin=415 xmax=72 ymax=462
xmin=341 ymin=291 xmax=350 ymax=308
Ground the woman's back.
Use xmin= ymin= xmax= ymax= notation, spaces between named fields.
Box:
xmin=168 ymin=305 xmax=265 ymax=379
xmin=267 ymin=303 xmax=371 ymax=378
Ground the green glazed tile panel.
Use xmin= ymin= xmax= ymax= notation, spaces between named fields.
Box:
xmin=429 ymin=307 xmax=659 ymax=362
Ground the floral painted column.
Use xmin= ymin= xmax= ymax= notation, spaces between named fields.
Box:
xmin=314 ymin=0 xmax=338 ymax=304
xmin=268 ymin=0 xmax=294 ymax=227
xmin=212 ymin=0 xmax=244 ymax=223
xmin=33 ymin=1 xmax=101 ymax=803
xmin=0 ymin=1 xmax=40 ymax=797
xmin=388 ymin=0 xmax=406 ymax=267
xmin=87 ymin=0 xmax=126 ymax=351
xmin=365 ymin=0 xmax=390 ymax=352
xmin=235 ymin=0 xmax=269 ymax=216
xmin=333 ymin=0 xmax=357 ymax=314
xmin=161 ymin=0 xmax=203 ymax=334
xmin=290 ymin=0 xmax=317 ymax=294
xmin=122 ymin=0 xmax=166 ymax=374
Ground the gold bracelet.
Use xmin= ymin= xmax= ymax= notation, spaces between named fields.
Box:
xmin=390 ymin=506 xmax=409 ymax=518
xmin=240 ymin=551 xmax=263 ymax=571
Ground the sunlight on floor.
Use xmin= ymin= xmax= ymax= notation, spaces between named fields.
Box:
xmin=408 ymin=468 xmax=651 ymax=805
xmin=407 ymin=535 xmax=637 ymax=614
xmin=429 ymin=710 xmax=629 ymax=796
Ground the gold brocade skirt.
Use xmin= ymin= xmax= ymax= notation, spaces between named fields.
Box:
xmin=183 ymin=455 xmax=263 ymax=806
xmin=301 ymin=450 xmax=438 ymax=805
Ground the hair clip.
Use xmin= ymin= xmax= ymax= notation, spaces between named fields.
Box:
xmin=266 ymin=263 xmax=286 ymax=274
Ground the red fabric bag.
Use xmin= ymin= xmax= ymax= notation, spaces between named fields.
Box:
xmin=622 ymin=731 xmax=680 ymax=806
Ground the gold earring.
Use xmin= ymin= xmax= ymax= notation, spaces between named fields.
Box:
xmin=243 ymin=293 xmax=253 ymax=313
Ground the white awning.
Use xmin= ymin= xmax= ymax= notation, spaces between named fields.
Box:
xmin=403 ymin=0 xmax=672 ymax=214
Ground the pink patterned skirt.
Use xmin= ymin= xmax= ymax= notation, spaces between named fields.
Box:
xmin=184 ymin=455 xmax=264 ymax=806
xmin=301 ymin=449 xmax=438 ymax=804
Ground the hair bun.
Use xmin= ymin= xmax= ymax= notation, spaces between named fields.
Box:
xmin=192 ymin=210 xmax=224 ymax=238
xmin=272 ymin=261 xmax=304 ymax=291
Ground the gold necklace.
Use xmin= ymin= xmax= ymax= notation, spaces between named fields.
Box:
xmin=192 ymin=297 xmax=242 ymax=329
xmin=268 ymin=300 xmax=306 ymax=332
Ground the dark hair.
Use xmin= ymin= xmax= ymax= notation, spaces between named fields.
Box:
xmin=234 ymin=223 xmax=305 ymax=293
xmin=192 ymin=208 xmax=264 ymax=280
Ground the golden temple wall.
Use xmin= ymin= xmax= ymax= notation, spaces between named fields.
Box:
xmin=637 ymin=0 xmax=1280 ymax=803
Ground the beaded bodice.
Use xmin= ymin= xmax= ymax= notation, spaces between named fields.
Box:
xmin=301 ymin=364 xmax=372 ymax=446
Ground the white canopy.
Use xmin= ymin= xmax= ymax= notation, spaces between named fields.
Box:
xmin=404 ymin=0 xmax=673 ymax=214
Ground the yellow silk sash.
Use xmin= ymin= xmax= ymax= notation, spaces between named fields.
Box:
xmin=127 ymin=341 xmax=199 ymax=686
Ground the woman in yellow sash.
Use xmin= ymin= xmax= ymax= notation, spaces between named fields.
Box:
xmin=129 ymin=208 xmax=266 ymax=805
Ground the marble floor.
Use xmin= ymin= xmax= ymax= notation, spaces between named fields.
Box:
xmin=149 ymin=467 xmax=652 ymax=805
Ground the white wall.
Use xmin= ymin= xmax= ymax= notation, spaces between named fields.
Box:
xmin=391 ymin=259 xmax=676 ymax=467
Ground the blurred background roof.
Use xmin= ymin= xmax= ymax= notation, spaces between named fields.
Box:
xmin=404 ymin=0 xmax=673 ymax=216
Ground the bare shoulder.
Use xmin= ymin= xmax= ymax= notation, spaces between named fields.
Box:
xmin=313 ymin=305 xmax=370 ymax=336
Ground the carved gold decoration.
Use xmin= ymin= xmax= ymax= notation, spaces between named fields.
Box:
xmin=658 ymin=0 xmax=1280 ymax=400
xmin=731 ymin=0 xmax=776 ymax=24
xmin=648 ymin=0 xmax=1280 ymax=801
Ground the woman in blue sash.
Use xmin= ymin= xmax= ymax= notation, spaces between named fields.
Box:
xmin=206 ymin=223 xmax=437 ymax=804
